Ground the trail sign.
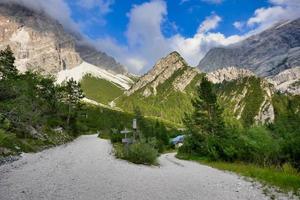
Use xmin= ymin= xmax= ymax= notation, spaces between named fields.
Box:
xmin=133 ymin=119 xmax=137 ymax=130
xmin=120 ymin=130 xmax=131 ymax=134
xmin=120 ymin=128 xmax=131 ymax=134
xmin=122 ymin=138 xmax=132 ymax=144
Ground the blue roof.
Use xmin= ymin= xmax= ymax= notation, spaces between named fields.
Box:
xmin=171 ymin=135 xmax=185 ymax=144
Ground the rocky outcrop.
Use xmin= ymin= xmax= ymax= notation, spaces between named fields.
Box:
xmin=254 ymin=80 xmax=275 ymax=124
xmin=127 ymin=51 xmax=190 ymax=96
xmin=0 ymin=3 xmax=82 ymax=74
xmin=268 ymin=67 xmax=300 ymax=95
xmin=206 ymin=67 xmax=255 ymax=84
xmin=173 ymin=68 xmax=199 ymax=92
xmin=198 ymin=18 xmax=300 ymax=77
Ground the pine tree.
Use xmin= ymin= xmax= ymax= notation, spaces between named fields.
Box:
xmin=0 ymin=46 xmax=18 ymax=79
xmin=186 ymin=77 xmax=225 ymax=136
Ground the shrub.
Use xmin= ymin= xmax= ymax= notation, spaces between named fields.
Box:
xmin=240 ymin=126 xmax=280 ymax=165
xmin=125 ymin=142 xmax=158 ymax=165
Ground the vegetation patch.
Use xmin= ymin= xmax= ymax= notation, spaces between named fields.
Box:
xmin=177 ymin=153 xmax=300 ymax=194
xmin=80 ymin=74 xmax=123 ymax=105
xmin=116 ymin=68 xmax=204 ymax=124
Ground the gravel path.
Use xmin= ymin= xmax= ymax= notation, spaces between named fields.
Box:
xmin=0 ymin=135 xmax=274 ymax=200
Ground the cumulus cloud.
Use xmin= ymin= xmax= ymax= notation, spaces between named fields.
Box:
xmin=247 ymin=0 xmax=300 ymax=31
xmin=77 ymin=0 xmax=114 ymax=15
xmin=0 ymin=0 xmax=115 ymax=33
xmin=198 ymin=14 xmax=222 ymax=33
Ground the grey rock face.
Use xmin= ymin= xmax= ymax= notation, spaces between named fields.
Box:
xmin=75 ymin=41 xmax=126 ymax=74
xmin=198 ymin=19 xmax=300 ymax=77
xmin=206 ymin=67 xmax=255 ymax=84
xmin=268 ymin=66 xmax=300 ymax=95
xmin=0 ymin=3 xmax=82 ymax=74
xmin=0 ymin=3 xmax=126 ymax=75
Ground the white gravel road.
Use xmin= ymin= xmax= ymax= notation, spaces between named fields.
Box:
xmin=0 ymin=135 xmax=276 ymax=200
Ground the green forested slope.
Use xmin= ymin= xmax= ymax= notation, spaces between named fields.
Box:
xmin=80 ymin=74 xmax=123 ymax=104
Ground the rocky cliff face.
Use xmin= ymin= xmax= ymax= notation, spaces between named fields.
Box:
xmin=198 ymin=18 xmax=300 ymax=77
xmin=0 ymin=3 xmax=126 ymax=74
xmin=0 ymin=3 xmax=82 ymax=74
xmin=206 ymin=67 xmax=255 ymax=84
xmin=127 ymin=51 xmax=198 ymax=96
xmin=267 ymin=67 xmax=300 ymax=95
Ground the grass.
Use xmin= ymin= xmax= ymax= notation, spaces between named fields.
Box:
xmin=80 ymin=74 xmax=123 ymax=105
xmin=176 ymin=153 xmax=300 ymax=194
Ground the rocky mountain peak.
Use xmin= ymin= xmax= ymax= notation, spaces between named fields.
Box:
xmin=127 ymin=51 xmax=190 ymax=95
xmin=206 ymin=67 xmax=255 ymax=84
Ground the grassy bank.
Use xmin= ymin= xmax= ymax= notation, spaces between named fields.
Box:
xmin=0 ymin=129 xmax=73 ymax=158
xmin=176 ymin=153 xmax=300 ymax=194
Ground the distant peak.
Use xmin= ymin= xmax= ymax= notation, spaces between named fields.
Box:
xmin=169 ymin=51 xmax=181 ymax=56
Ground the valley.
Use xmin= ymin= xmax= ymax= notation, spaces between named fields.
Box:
xmin=0 ymin=1 xmax=300 ymax=200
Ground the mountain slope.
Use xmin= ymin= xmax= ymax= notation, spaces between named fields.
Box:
xmin=117 ymin=52 xmax=277 ymax=125
xmin=198 ymin=18 xmax=300 ymax=77
xmin=117 ymin=52 xmax=203 ymax=123
xmin=75 ymin=41 xmax=126 ymax=74
xmin=56 ymin=62 xmax=133 ymax=90
xmin=80 ymin=75 xmax=124 ymax=105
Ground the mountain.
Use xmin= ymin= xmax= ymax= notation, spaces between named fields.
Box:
xmin=117 ymin=52 xmax=203 ymax=123
xmin=198 ymin=19 xmax=300 ymax=77
xmin=0 ymin=3 xmax=81 ymax=73
xmin=0 ymin=3 xmax=126 ymax=74
xmin=75 ymin=41 xmax=126 ymax=74
xmin=116 ymin=52 xmax=286 ymax=125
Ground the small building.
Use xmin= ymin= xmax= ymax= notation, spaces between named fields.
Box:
xmin=171 ymin=135 xmax=185 ymax=146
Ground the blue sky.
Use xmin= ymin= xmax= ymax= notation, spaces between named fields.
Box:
xmin=8 ymin=0 xmax=300 ymax=73
xmin=69 ymin=0 xmax=269 ymax=42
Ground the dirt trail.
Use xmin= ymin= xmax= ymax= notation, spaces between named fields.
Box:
xmin=0 ymin=135 xmax=271 ymax=200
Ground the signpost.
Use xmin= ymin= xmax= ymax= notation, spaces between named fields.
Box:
xmin=120 ymin=128 xmax=131 ymax=155
xmin=133 ymin=118 xmax=137 ymax=140
xmin=119 ymin=119 xmax=138 ymax=155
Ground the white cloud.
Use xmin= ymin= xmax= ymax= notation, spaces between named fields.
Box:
xmin=247 ymin=0 xmax=300 ymax=31
xmin=233 ymin=21 xmax=245 ymax=31
xmin=1 ymin=0 xmax=78 ymax=32
xmin=77 ymin=0 xmax=115 ymax=15
xmin=198 ymin=14 xmax=222 ymax=33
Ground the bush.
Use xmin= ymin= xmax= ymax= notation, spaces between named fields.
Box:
xmin=240 ymin=126 xmax=280 ymax=165
xmin=110 ymin=132 xmax=123 ymax=143
xmin=125 ymin=142 xmax=158 ymax=165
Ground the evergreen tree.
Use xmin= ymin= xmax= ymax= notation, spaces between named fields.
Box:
xmin=133 ymin=106 xmax=147 ymax=139
xmin=186 ymin=77 xmax=225 ymax=136
xmin=0 ymin=46 xmax=18 ymax=79
xmin=62 ymin=78 xmax=85 ymax=129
